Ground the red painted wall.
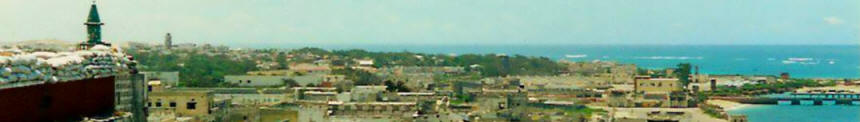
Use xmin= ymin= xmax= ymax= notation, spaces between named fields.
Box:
xmin=0 ymin=77 xmax=115 ymax=121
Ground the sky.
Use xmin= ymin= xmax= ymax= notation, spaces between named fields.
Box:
xmin=1 ymin=0 xmax=858 ymax=46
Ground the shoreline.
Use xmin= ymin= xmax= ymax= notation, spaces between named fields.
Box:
xmin=707 ymin=100 xmax=752 ymax=111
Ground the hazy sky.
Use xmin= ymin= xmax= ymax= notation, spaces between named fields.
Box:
xmin=1 ymin=0 xmax=858 ymax=46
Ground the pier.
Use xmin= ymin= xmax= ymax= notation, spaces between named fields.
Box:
xmin=777 ymin=93 xmax=860 ymax=105
xmin=712 ymin=93 xmax=860 ymax=105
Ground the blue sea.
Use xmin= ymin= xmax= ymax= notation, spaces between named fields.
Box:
xmin=258 ymin=44 xmax=860 ymax=78
xmin=728 ymin=105 xmax=860 ymax=122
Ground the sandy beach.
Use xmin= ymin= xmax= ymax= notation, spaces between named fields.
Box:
xmin=707 ymin=99 xmax=750 ymax=111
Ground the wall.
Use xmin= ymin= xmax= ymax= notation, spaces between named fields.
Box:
xmin=635 ymin=78 xmax=681 ymax=93
xmin=225 ymin=75 xmax=290 ymax=87
xmin=147 ymin=90 xmax=213 ymax=116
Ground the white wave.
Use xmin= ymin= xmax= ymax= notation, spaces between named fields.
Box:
xmin=799 ymin=61 xmax=819 ymax=65
xmin=824 ymin=59 xmax=837 ymax=64
xmin=633 ymin=56 xmax=703 ymax=60
xmin=565 ymin=54 xmax=587 ymax=58
xmin=782 ymin=57 xmax=821 ymax=65
xmin=788 ymin=58 xmax=813 ymax=61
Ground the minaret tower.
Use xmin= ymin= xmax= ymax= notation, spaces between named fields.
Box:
xmin=81 ymin=1 xmax=109 ymax=49
xmin=165 ymin=33 xmax=172 ymax=49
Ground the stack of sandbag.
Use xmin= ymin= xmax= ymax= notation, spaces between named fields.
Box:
xmin=0 ymin=45 xmax=137 ymax=85
xmin=0 ymin=57 xmax=10 ymax=84
xmin=47 ymin=54 xmax=86 ymax=82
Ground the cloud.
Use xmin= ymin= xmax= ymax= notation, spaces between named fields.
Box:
xmin=823 ymin=17 xmax=844 ymax=25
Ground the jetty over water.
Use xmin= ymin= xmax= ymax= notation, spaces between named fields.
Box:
xmin=712 ymin=92 xmax=860 ymax=105
xmin=787 ymin=93 xmax=860 ymax=99
xmin=776 ymin=92 xmax=860 ymax=105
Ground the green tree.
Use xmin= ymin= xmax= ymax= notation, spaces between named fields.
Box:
xmin=276 ymin=52 xmax=289 ymax=69
xmin=675 ymin=63 xmax=692 ymax=85
xmin=332 ymin=68 xmax=381 ymax=85
xmin=282 ymin=79 xmax=299 ymax=87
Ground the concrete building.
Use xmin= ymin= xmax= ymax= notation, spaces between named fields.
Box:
xmin=177 ymin=88 xmax=290 ymax=106
xmin=613 ymin=110 xmax=690 ymax=122
xmin=395 ymin=92 xmax=442 ymax=102
xmin=141 ymin=71 xmax=179 ymax=86
xmin=227 ymin=106 xmax=300 ymax=122
xmin=289 ymin=63 xmax=331 ymax=73
xmin=301 ymin=91 xmax=339 ymax=101
xmin=472 ymin=88 xmax=529 ymax=121
xmin=355 ymin=59 xmax=374 ymax=67
xmin=114 ymin=73 xmax=146 ymax=122
xmin=606 ymin=90 xmax=634 ymax=107
xmin=292 ymin=87 xmax=338 ymax=101
xmin=729 ymin=115 xmax=748 ymax=122
xmin=215 ymin=89 xmax=287 ymax=106
xmin=515 ymin=75 xmax=609 ymax=90
xmin=633 ymin=78 xmax=689 ymax=108
xmin=689 ymin=74 xmax=717 ymax=92
xmin=147 ymin=88 xmax=229 ymax=121
xmin=351 ymin=86 xmax=387 ymax=102
xmin=635 ymin=78 xmax=682 ymax=93
xmin=226 ymin=71 xmax=327 ymax=87
xmin=323 ymin=75 xmax=346 ymax=83
xmin=297 ymin=101 xmax=419 ymax=122
xmin=226 ymin=75 xmax=291 ymax=87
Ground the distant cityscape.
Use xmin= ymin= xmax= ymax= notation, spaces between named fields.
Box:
xmin=2 ymin=2 xmax=859 ymax=122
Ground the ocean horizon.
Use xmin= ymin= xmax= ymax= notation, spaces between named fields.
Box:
xmin=235 ymin=44 xmax=860 ymax=78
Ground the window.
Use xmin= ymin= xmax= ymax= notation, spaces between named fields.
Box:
xmin=147 ymin=85 xmax=153 ymax=92
xmin=147 ymin=102 xmax=152 ymax=107
xmin=169 ymin=102 xmax=177 ymax=107
xmin=155 ymin=102 xmax=162 ymax=107
xmin=187 ymin=99 xmax=197 ymax=110
xmin=187 ymin=102 xmax=197 ymax=110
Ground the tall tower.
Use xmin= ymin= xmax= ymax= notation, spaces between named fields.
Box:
xmin=82 ymin=2 xmax=107 ymax=48
xmin=165 ymin=33 xmax=172 ymax=49
xmin=498 ymin=54 xmax=510 ymax=77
